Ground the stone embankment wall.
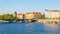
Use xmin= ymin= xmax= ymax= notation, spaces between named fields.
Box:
xmin=0 ymin=20 xmax=8 ymax=22
xmin=37 ymin=19 xmax=60 ymax=23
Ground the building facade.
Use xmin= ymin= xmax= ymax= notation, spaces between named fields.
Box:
xmin=25 ymin=12 xmax=42 ymax=20
xmin=13 ymin=13 xmax=23 ymax=19
xmin=45 ymin=10 xmax=60 ymax=18
xmin=17 ymin=14 xmax=23 ymax=19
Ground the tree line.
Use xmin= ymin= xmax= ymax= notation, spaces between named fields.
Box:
xmin=0 ymin=14 xmax=14 ymax=20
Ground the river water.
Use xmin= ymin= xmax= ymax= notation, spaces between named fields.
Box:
xmin=0 ymin=22 xmax=60 ymax=34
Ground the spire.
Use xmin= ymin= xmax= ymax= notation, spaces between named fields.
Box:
xmin=14 ymin=11 xmax=17 ymax=23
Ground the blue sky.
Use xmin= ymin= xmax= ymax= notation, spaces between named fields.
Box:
xmin=0 ymin=0 xmax=60 ymax=14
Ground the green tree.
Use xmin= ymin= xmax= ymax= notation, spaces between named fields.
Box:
xmin=40 ymin=14 xmax=45 ymax=19
xmin=0 ymin=15 xmax=3 ymax=20
xmin=3 ymin=14 xmax=14 ymax=20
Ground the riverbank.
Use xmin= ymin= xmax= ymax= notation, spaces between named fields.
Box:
xmin=0 ymin=19 xmax=60 ymax=24
xmin=37 ymin=19 xmax=60 ymax=24
xmin=0 ymin=20 xmax=8 ymax=22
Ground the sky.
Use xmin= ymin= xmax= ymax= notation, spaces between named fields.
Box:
xmin=0 ymin=0 xmax=60 ymax=14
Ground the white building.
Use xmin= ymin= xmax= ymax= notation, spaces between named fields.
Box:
xmin=45 ymin=10 xmax=60 ymax=18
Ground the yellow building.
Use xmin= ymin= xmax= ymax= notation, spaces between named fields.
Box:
xmin=17 ymin=14 xmax=23 ymax=19
xmin=13 ymin=13 xmax=23 ymax=19
xmin=25 ymin=12 xmax=42 ymax=20
xmin=25 ymin=13 xmax=34 ymax=19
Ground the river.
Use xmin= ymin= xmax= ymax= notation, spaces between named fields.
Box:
xmin=0 ymin=22 xmax=60 ymax=34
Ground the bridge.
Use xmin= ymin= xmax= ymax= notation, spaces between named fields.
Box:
xmin=1 ymin=18 xmax=37 ymax=23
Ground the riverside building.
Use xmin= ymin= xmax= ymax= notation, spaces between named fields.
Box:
xmin=25 ymin=12 xmax=42 ymax=20
xmin=45 ymin=9 xmax=60 ymax=19
xmin=25 ymin=12 xmax=42 ymax=22
xmin=13 ymin=12 xmax=23 ymax=19
xmin=17 ymin=14 xmax=23 ymax=19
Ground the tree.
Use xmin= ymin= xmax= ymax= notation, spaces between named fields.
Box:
xmin=3 ymin=14 xmax=14 ymax=20
xmin=40 ymin=14 xmax=45 ymax=19
xmin=0 ymin=15 xmax=3 ymax=20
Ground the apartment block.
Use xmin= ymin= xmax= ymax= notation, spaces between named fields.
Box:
xmin=13 ymin=13 xmax=23 ymax=19
xmin=45 ymin=10 xmax=60 ymax=18
xmin=25 ymin=12 xmax=42 ymax=19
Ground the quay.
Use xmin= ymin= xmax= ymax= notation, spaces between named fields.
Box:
xmin=0 ymin=20 xmax=8 ymax=22
xmin=37 ymin=19 xmax=60 ymax=24
xmin=0 ymin=19 xmax=60 ymax=24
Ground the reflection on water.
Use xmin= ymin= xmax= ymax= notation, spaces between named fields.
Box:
xmin=0 ymin=22 xmax=60 ymax=34
xmin=26 ymin=23 xmax=60 ymax=34
xmin=44 ymin=23 xmax=60 ymax=34
xmin=44 ymin=23 xmax=60 ymax=28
